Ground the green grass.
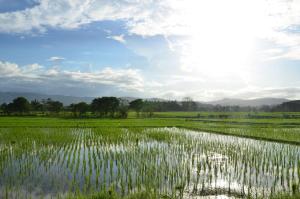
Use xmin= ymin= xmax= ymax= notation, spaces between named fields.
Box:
xmin=70 ymin=191 xmax=300 ymax=199
xmin=270 ymin=194 xmax=300 ymax=199
xmin=152 ymin=111 xmax=300 ymax=118
xmin=68 ymin=190 xmax=161 ymax=199
xmin=1 ymin=111 xmax=300 ymax=145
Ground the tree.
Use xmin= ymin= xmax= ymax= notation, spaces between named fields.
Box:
xmin=91 ymin=98 xmax=104 ymax=116
xmin=77 ymin=102 xmax=89 ymax=115
xmin=91 ymin=97 xmax=120 ymax=117
xmin=30 ymin=99 xmax=43 ymax=112
xmin=182 ymin=97 xmax=197 ymax=111
xmin=260 ymin=105 xmax=271 ymax=112
xmin=10 ymin=97 xmax=31 ymax=114
xmin=0 ymin=103 xmax=8 ymax=115
xmin=117 ymin=105 xmax=129 ymax=118
xmin=105 ymin=97 xmax=120 ymax=117
xmin=46 ymin=99 xmax=63 ymax=114
xmin=70 ymin=102 xmax=89 ymax=117
xmin=141 ymin=102 xmax=154 ymax=118
xmin=129 ymin=99 xmax=144 ymax=117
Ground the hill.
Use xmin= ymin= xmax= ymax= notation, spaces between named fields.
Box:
xmin=0 ymin=92 xmax=94 ymax=105
xmin=274 ymin=100 xmax=300 ymax=112
xmin=209 ymin=98 xmax=289 ymax=107
xmin=0 ymin=92 xmax=290 ymax=107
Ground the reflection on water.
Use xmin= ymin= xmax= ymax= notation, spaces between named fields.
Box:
xmin=0 ymin=127 xmax=300 ymax=198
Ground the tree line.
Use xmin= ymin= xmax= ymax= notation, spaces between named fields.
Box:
xmin=0 ymin=96 xmax=203 ymax=117
xmin=1 ymin=96 xmax=298 ymax=117
xmin=0 ymin=96 xmax=148 ymax=118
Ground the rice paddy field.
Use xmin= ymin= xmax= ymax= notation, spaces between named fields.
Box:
xmin=0 ymin=112 xmax=300 ymax=199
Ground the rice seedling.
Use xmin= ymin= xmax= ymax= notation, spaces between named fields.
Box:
xmin=0 ymin=127 xmax=300 ymax=198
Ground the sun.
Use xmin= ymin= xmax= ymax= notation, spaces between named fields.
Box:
xmin=175 ymin=0 xmax=270 ymax=77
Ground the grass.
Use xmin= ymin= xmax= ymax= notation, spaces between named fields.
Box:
xmin=152 ymin=111 xmax=300 ymax=118
xmin=1 ymin=111 xmax=300 ymax=144
xmin=71 ymin=192 xmax=300 ymax=199
xmin=68 ymin=190 xmax=161 ymax=199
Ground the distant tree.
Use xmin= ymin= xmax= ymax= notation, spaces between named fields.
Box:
xmin=30 ymin=99 xmax=43 ymax=112
xmin=10 ymin=97 xmax=31 ymax=114
xmin=105 ymin=97 xmax=120 ymax=117
xmin=117 ymin=105 xmax=129 ymax=118
xmin=231 ymin=106 xmax=240 ymax=112
xmin=129 ymin=99 xmax=144 ymax=117
xmin=91 ymin=97 xmax=120 ymax=117
xmin=260 ymin=105 xmax=271 ymax=112
xmin=46 ymin=99 xmax=63 ymax=113
xmin=182 ymin=97 xmax=197 ymax=111
xmin=165 ymin=101 xmax=182 ymax=111
xmin=0 ymin=103 xmax=8 ymax=115
xmin=142 ymin=102 xmax=154 ymax=118
xmin=91 ymin=98 xmax=104 ymax=116
xmin=70 ymin=102 xmax=89 ymax=117
xmin=273 ymin=100 xmax=300 ymax=112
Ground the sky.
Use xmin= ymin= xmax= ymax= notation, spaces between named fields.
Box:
xmin=0 ymin=0 xmax=300 ymax=101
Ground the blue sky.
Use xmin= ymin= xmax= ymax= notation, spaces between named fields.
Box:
xmin=0 ymin=0 xmax=300 ymax=100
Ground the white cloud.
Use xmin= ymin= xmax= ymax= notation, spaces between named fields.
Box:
xmin=45 ymin=68 xmax=59 ymax=77
xmin=61 ymin=67 xmax=143 ymax=91
xmin=23 ymin=63 xmax=43 ymax=72
xmin=0 ymin=0 xmax=290 ymax=35
xmin=1 ymin=0 xmax=300 ymax=98
xmin=281 ymin=47 xmax=300 ymax=60
xmin=0 ymin=0 xmax=299 ymax=41
xmin=48 ymin=56 xmax=65 ymax=62
xmin=107 ymin=34 xmax=126 ymax=44
xmin=1 ymin=0 xmax=299 ymax=61
xmin=2 ymin=61 xmax=300 ymax=100
xmin=0 ymin=0 xmax=165 ymax=34
xmin=0 ymin=61 xmax=144 ymax=94
xmin=0 ymin=61 xmax=21 ymax=76
xmin=150 ymin=87 xmax=300 ymax=102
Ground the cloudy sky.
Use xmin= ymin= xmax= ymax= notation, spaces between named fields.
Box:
xmin=0 ymin=0 xmax=300 ymax=101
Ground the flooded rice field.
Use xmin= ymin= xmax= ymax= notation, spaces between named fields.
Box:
xmin=0 ymin=127 xmax=299 ymax=198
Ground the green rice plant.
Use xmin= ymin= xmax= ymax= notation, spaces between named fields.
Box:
xmin=1 ymin=127 xmax=300 ymax=198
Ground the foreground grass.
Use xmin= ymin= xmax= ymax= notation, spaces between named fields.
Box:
xmin=69 ymin=191 xmax=162 ymax=199
xmin=7 ymin=127 xmax=287 ymax=198
xmin=270 ymin=194 xmax=300 ymax=199
xmin=69 ymin=190 xmax=300 ymax=199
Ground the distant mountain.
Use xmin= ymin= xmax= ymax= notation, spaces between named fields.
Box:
xmin=0 ymin=92 xmax=291 ymax=107
xmin=274 ymin=100 xmax=300 ymax=112
xmin=145 ymin=98 xmax=167 ymax=102
xmin=0 ymin=92 xmax=94 ymax=105
xmin=208 ymin=98 xmax=289 ymax=107
xmin=0 ymin=92 xmax=148 ymax=106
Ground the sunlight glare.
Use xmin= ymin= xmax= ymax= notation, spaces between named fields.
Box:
xmin=176 ymin=0 xmax=271 ymax=77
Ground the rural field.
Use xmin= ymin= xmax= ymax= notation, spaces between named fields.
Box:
xmin=2 ymin=0 xmax=300 ymax=198
xmin=1 ymin=112 xmax=300 ymax=199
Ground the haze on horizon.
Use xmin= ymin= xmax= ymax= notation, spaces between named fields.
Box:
xmin=0 ymin=0 xmax=300 ymax=101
